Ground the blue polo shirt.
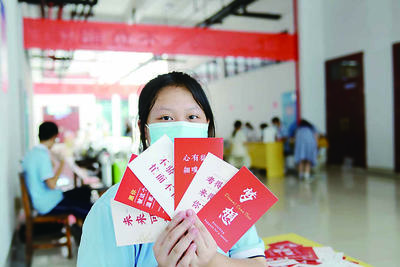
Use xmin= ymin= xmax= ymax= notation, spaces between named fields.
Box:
xmin=77 ymin=184 xmax=265 ymax=266
xmin=22 ymin=144 xmax=63 ymax=214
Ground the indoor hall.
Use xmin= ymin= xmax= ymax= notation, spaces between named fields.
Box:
xmin=1 ymin=0 xmax=399 ymax=266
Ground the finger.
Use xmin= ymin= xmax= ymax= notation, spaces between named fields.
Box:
xmin=156 ymin=211 xmax=185 ymax=245
xmin=177 ymin=242 xmax=197 ymax=267
xmin=169 ymin=226 xmax=198 ymax=264
xmin=193 ymin=213 xmax=209 ymax=237
xmin=162 ymin=215 xmax=196 ymax=256
xmin=154 ymin=211 xmax=185 ymax=252
xmin=193 ymin=230 xmax=207 ymax=256
xmin=192 ymin=215 xmax=210 ymax=252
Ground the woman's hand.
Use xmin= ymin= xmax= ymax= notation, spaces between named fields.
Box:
xmin=189 ymin=210 xmax=218 ymax=267
xmin=153 ymin=210 xmax=199 ymax=267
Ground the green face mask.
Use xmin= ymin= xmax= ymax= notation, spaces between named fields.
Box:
xmin=147 ymin=121 xmax=209 ymax=144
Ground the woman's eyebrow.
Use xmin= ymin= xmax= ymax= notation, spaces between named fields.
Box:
xmin=152 ymin=106 xmax=201 ymax=112
xmin=152 ymin=107 xmax=175 ymax=112
xmin=185 ymin=106 xmax=202 ymax=111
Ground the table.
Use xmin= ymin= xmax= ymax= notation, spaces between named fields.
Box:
xmin=262 ymin=233 xmax=372 ymax=267
xmin=247 ymin=142 xmax=285 ymax=178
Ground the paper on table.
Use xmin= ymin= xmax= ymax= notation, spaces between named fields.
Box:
xmin=128 ymin=135 xmax=175 ymax=217
xmin=175 ymin=153 xmax=238 ymax=215
xmin=313 ymin=247 xmax=344 ymax=263
xmin=110 ymin=199 xmax=168 ymax=246
xmin=265 ymin=259 xmax=299 ymax=266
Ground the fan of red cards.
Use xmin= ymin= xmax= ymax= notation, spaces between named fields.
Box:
xmin=111 ymin=135 xmax=278 ymax=252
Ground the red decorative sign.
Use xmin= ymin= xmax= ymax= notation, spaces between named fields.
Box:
xmin=23 ymin=18 xmax=297 ymax=61
xmin=33 ymin=83 xmax=140 ymax=99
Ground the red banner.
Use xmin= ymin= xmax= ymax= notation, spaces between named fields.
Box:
xmin=34 ymin=83 xmax=140 ymax=99
xmin=23 ymin=18 xmax=297 ymax=61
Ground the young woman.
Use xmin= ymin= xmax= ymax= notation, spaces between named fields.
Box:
xmin=77 ymin=72 xmax=266 ymax=267
xmin=229 ymin=120 xmax=251 ymax=169
xmin=294 ymin=119 xmax=318 ymax=180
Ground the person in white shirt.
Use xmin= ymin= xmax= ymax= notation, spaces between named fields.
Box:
xmin=261 ymin=123 xmax=277 ymax=143
xmin=244 ymin=122 xmax=257 ymax=142
xmin=229 ymin=120 xmax=251 ymax=168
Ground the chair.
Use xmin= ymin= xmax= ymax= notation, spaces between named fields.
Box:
xmin=19 ymin=173 xmax=72 ymax=266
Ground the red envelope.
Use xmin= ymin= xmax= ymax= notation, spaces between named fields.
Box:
xmin=174 ymin=138 xmax=223 ymax=209
xmin=197 ymin=167 xmax=278 ymax=252
xmin=114 ymin=154 xmax=171 ymax=220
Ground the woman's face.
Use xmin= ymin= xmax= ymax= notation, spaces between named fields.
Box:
xmin=145 ymin=86 xmax=208 ymax=141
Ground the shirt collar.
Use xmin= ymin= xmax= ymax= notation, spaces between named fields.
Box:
xmin=37 ymin=143 xmax=49 ymax=151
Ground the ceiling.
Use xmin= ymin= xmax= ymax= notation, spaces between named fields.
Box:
xmin=21 ymin=0 xmax=294 ymax=85
xmin=21 ymin=0 xmax=293 ymax=31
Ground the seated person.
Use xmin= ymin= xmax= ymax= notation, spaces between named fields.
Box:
xmin=22 ymin=121 xmax=93 ymax=241
xmin=261 ymin=124 xmax=277 ymax=143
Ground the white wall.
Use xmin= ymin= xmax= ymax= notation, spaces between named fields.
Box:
xmin=207 ymin=62 xmax=295 ymax=139
xmin=0 ymin=0 xmax=26 ymax=265
xmin=299 ymin=0 xmax=399 ymax=170
xmin=298 ymin=0 xmax=325 ymax=133
xmin=392 ymin=0 xmax=400 ymax=43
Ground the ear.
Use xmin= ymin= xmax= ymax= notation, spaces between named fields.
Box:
xmin=138 ymin=120 xmax=150 ymax=145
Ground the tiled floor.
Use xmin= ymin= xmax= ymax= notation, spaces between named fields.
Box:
xmin=11 ymin=166 xmax=400 ymax=266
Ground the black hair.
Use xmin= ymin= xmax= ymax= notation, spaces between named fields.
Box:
xmin=299 ymin=119 xmax=314 ymax=129
xmin=245 ymin=122 xmax=253 ymax=130
xmin=232 ymin=120 xmax=242 ymax=137
xmin=38 ymin=121 xmax=59 ymax=141
xmin=260 ymin=123 xmax=268 ymax=129
xmin=272 ymin=117 xmax=280 ymax=124
xmin=138 ymin=72 xmax=215 ymax=150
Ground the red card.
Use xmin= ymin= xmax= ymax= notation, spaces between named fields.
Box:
xmin=114 ymin=154 xmax=171 ymax=220
xmin=197 ymin=167 xmax=278 ymax=252
xmin=268 ymin=241 xmax=303 ymax=249
xmin=265 ymin=241 xmax=319 ymax=263
xmin=174 ymin=138 xmax=223 ymax=209
xmin=265 ymin=246 xmax=318 ymax=261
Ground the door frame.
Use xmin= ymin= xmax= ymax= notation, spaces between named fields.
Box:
xmin=393 ymin=43 xmax=400 ymax=172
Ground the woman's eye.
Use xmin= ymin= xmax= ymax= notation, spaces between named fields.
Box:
xmin=188 ymin=115 xmax=199 ymax=120
xmin=161 ymin=116 xmax=173 ymax=120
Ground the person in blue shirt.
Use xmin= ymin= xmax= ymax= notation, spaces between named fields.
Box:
xmin=78 ymin=72 xmax=267 ymax=267
xmin=294 ymin=119 xmax=318 ymax=180
xmin=22 ymin=122 xmax=93 ymax=236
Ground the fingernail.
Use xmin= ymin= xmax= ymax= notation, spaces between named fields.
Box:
xmin=186 ymin=209 xmax=194 ymax=217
